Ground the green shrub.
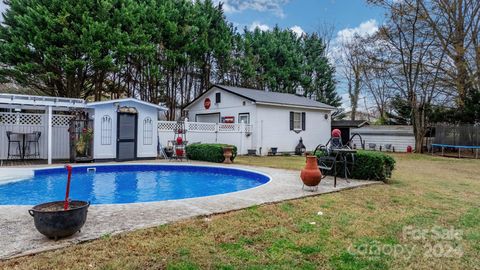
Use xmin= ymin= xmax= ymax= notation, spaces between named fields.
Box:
xmin=186 ymin=143 xmax=237 ymax=163
xmin=351 ymin=151 xmax=395 ymax=181
xmin=315 ymin=150 xmax=395 ymax=181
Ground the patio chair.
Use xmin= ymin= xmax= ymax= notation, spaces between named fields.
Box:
xmin=25 ymin=132 xmax=41 ymax=158
xmin=6 ymin=131 xmax=22 ymax=160
xmin=313 ymin=130 xmax=355 ymax=182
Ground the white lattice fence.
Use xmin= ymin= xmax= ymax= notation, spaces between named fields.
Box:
xmin=157 ymin=121 xmax=254 ymax=154
xmin=53 ymin=115 xmax=75 ymax=126
xmin=0 ymin=113 xmax=73 ymax=160
xmin=187 ymin=122 xmax=217 ymax=132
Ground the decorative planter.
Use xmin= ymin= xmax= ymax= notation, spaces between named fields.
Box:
xmin=270 ymin=147 xmax=278 ymax=155
xmin=223 ymin=146 xmax=234 ymax=164
xmin=29 ymin=200 xmax=89 ymax=240
xmin=300 ymin=155 xmax=322 ymax=187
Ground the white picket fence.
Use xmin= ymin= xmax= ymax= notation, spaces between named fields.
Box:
xmin=0 ymin=112 xmax=73 ymax=160
xmin=158 ymin=121 xmax=254 ymax=155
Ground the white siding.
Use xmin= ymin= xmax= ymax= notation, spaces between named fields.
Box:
xmin=186 ymin=87 xmax=257 ymax=126
xmin=255 ymin=104 xmax=331 ymax=154
xmin=90 ymin=101 xmax=159 ymax=159
xmin=351 ymin=125 xmax=415 ymax=152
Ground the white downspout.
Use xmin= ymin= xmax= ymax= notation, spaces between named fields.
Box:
xmin=47 ymin=106 xmax=52 ymax=164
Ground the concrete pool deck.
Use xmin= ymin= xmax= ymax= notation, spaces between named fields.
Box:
xmin=0 ymin=161 xmax=380 ymax=260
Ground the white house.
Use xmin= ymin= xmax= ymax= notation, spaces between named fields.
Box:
xmin=184 ymin=85 xmax=336 ymax=155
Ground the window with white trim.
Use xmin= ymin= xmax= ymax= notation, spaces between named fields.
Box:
xmin=290 ymin=111 xmax=305 ymax=132
xmin=293 ymin=112 xmax=302 ymax=130
xmin=238 ymin=113 xmax=250 ymax=124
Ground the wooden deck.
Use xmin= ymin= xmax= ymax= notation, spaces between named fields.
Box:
xmin=0 ymin=159 xmax=68 ymax=167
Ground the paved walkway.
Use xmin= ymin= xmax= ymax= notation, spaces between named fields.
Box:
xmin=0 ymin=162 xmax=380 ymax=260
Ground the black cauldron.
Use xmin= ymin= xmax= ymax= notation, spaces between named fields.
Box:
xmin=29 ymin=200 xmax=89 ymax=240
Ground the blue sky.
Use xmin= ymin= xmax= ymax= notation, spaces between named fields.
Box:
xmin=218 ymin=0 xmax=385 ymax=36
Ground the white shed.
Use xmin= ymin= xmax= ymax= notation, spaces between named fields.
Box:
xmin=87 ymin=98 xmax=167 ymax=161
xmin=351 ymin=125 xmax=415 ymax=152
xmin=184 ymin=85 xmax=336 ymax=155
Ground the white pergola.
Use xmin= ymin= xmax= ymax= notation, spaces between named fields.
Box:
xmin=0 ymin=93 xmax=86 ymax=164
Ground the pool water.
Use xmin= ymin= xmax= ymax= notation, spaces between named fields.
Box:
xmin=0 ymin=165 xmax=270 ymax=205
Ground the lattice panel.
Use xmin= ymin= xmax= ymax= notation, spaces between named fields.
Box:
xmin=19 ymin=114 xmax=42 ymax=125
xmin=244 ymin=125 xmax=253 ymax=133
xmin=52 ymin=115 xmax=74 ymax=127
xmin=187 ymin=122 xmax=217 ymax=132
xmin=0 ymin=113 xmax=16 ymax=124
xmin=218 ymin=123 xmax=238 ymax=132
xmin=158 ymin=121 xmax=180 ymax=131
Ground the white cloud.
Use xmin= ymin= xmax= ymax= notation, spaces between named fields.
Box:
xmin=218 ymin=0 xmax=290 ymax=18
xmin=290 ymin=25 xmax=305 ymax=37
xmin=336 ymin=19 xmax=379 ymax=43
xmin=249 ymin=21 xmax=270 ymax=31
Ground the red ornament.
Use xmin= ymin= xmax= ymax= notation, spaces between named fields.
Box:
xmin=176 ymin=149 xmax=184 ymax=156
xmin=204 ymin=98 xmax=211 ymax=109
xmin=332 ymin=129 xmax=341 ymax=138
xmin=176 ymin=136 xmax=183 ymax=145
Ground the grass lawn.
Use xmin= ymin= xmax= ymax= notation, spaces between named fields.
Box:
xmin=1 ymin=154 xmax=479 ymax=269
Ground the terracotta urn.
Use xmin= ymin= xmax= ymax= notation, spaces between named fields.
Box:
xmin=223 ymin=146 xmax=234 ymax=164
xmin=300 ymin=155 xmax=322 ymax=187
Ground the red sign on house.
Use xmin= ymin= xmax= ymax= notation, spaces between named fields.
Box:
xmin=204 ymin=98 xmax=211 ymax=109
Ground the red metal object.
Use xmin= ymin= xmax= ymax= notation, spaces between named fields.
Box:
xmin=175 ymin=149 xmax=184 ymax=157
xmin=64 ymin=165 xmax=73 ymax=210
xmin=407 ymin=145 xmax=413 ymax=153
xmin=176 ymin=136 xmax=183 ymax=145
xmin=204 ymin=98 xmax=211 ymax=109
xmin=332 ymin=129 xmax=341 ymax=138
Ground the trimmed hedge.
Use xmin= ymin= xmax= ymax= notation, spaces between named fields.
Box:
xmin=351 ymin=151 xmax=395 ymax=181
xmin=186 ymin=143 xmax=237 ymax=163
xmin=315 ymin=150 xmax=395 ymax=181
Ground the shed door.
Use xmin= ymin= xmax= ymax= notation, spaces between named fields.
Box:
xmin=116 ymin=112 xmax=137 ymax=161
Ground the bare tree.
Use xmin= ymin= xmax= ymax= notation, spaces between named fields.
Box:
xmin=372 ymin=0 xmax=446 ymax=151
xmin=418 ymin=0 xmax=480 ymax=108
xmin=337 ymin=35 xmax=366 ymax=120
xmin=361 ymin=40 xmax=394 ymax=123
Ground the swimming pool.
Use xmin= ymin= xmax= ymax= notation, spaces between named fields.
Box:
xmin=0 ymin=164 xmax=270 ymax=205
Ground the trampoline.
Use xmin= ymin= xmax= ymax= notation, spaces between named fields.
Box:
xmin=431 ymin=124 xmax=480 ymax=159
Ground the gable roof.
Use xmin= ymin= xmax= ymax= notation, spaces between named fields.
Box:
xmin=86 ymin=98 xmax=167 ymax=111
xmin=185 ymin=85 xmax=336 ymax=111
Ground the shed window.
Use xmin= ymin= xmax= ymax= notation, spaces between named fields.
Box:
xmin=290 ymin=112 xmax=306 ymax=131
xmin=215 ymin=92 xmax=221 ymax=103
xmin=143 ymin=117 xmax=153 ymax=145
xmin=238 ymin=113 xmax=250 ymax=124
xmin=101 ymin=115 xmax=112 ymax=145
